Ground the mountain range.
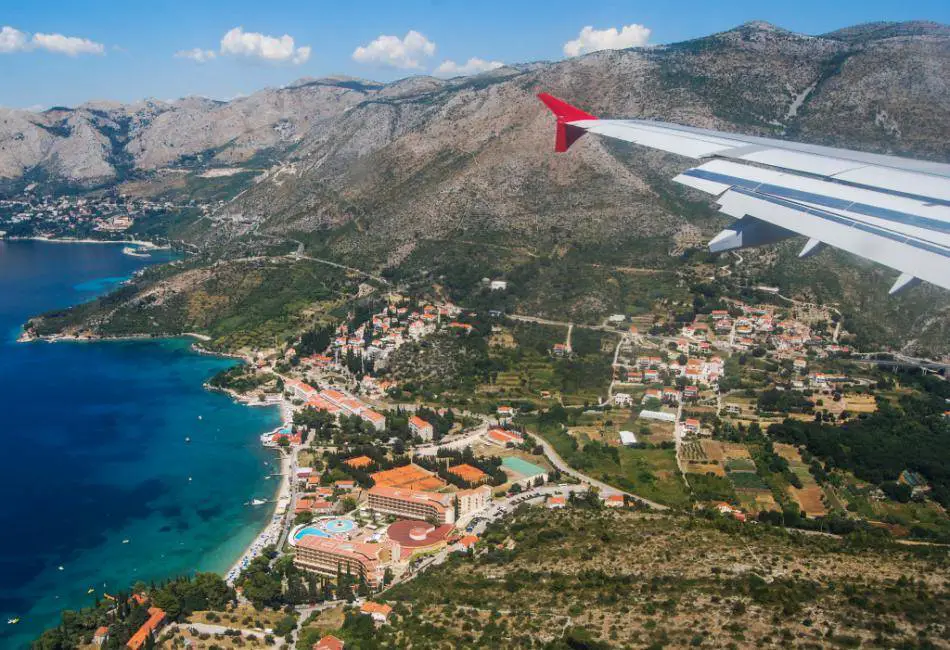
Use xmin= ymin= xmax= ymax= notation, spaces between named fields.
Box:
xmin=7 ymin=20 xmax=950 ymax=354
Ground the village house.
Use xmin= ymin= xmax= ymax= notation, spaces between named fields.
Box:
xmin=360 ymin=601 xmax=393 ymax=624
xmin=486 ymin=428 xmax=524 ymax=446
xmin=613 ymin=392 xmax=633 ymax=407
xmin=314 ymin=634 xmax=346 ymax=650
xmin=93 ymin=627 xmax=109 ymax=647
xmin=408 ymin=415 xmax=435 ymax=441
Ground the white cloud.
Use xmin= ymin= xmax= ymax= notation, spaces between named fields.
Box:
xmin=175 ymin=48 xmax=217 ymax=63
xmin=352 ymin=30 xmax=435 ymax=69
xmin=32 ymin=32 xmax=105 ymax=56
xmin=0 ymin=26 xmax=29 ymax=53
xmin=220 ymin=27 xmax=311 ymax=64
xmin=563 ymin=23 xmax=651 ymax=57
xmin=0 ymin=26 xmax=105 ymax=56
xmin=434 ymin=57 xmax=504 ymax=77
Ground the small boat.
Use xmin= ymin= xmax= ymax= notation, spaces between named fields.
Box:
xmin=87 ymin=588 xmax=95 ymax=594
xmin=250 ymin=499 xmax=267 ymax=506
xmin=7 ymin=618 xmax=19 ymax=625
xmin=198 ymin=415 xmax=203 ymax=420
xmin=188 ymin=477 xmax=193 ymax=482
xmin=122 ymin=539 xmax=130 ymax=544
xmin=185 ymin=437 xmax=191 ymax=443
xmin=58 ymin=566 xmax=64 ymax=571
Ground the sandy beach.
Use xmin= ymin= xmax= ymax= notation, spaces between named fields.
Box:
xmin=225 ymin=442 xmax=294 ymax=584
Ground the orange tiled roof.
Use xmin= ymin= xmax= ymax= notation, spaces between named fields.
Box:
xmin=360 ymin=601 xmax=393 ymax=617
xmin=458 ymin=535 xmax=479 ymax=548
xmin=127 ymin=607 xmax=165 ymax=650
xmin=315 ymin=635 xmax=345 ymax=650
xmin=345 ymin=455 xmax=374 ymax=469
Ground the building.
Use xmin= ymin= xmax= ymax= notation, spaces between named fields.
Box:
xmin=93 ymin=627 xmax=109 ymax=647
xmin=457 ymin=534 xmax=479 ymax=551
xmin=345 ymin=455 xmax=374 ymax=470
xmin=127 ymin=607 xmax=166 ymax=650
xmin=547 ymin=495 xmax=566 ymax=509
xmin=361 ymin=409 xmax=386 ymax=432
xmin=387 ymin=520 xmax=455 ymax=560
xmin=603 ymin=494 xmax=625 ymax=508
xmin=367 ymin=486 xmax=456 ymax=524
xmin=360 ymin=601 xmax=393 ymax=623
xmin=447 ymin=463 xmax=488 ymax=485
xmin=496 ymin=405 xmax=515 ymax=420
xmin=683 ymin=418 xmax=701 ymax=433
xmin=314 ymin=635 xmax=345 ymax=650
xmin=486 ymin=428 xmax=523 ymax=446
xmin=613 ymin=392 xmax=633 ymax=407
xmin=456 ymin=485 xmax=492 ymax=518
xmin=294 ymin=536 xmax=391 ymax=587
xmin=639 ymin=410 xmax=676 ymax=423
xmin=619 ymin=430 xmax=638 ymax=446
xmin=408 ymin=415 xmax=435 ymax=441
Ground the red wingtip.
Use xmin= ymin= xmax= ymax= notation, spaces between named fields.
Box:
xmin=537 ymin=93 xmax=597 ymax=122
xmin=537 ymin=93 xmax=597 ymax=152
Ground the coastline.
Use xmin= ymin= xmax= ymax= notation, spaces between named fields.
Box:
xmin=5 ymin=235 xmax=171 ymax=250
xmin=19 ymin=325 xmax=297 ymax=587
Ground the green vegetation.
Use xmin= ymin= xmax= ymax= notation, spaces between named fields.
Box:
xmin=526 ymin=410 xmax=690 ymax=508
xmin=209 ymin=365 xmax=276 ymax=393
xmin=31 ymin=573 xmax=233 ymax=650
xmin=28 ymin=258 xmax=357 ymax=352
xmin=768 ymin=377 xmax=950 ymax=507
xmin=368 ymin=508 xmax=950 ymax=649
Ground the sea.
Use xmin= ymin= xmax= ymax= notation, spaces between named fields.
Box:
xmin=0 ymin=240 xmax=282 ymax=648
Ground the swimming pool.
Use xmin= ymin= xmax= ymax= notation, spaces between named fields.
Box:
xmin=293 ymin=526 xmax=331 ymax=541
xmin=291 ymin=517 xmax=358 ymax=544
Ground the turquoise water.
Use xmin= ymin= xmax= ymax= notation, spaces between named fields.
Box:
xmin=0 ymin=241 xmax=282 ymax=648
xmin=293 ymin=518 xmax=357 ymax=541
xmin=294 ymin=527 xmax=332 ymax=540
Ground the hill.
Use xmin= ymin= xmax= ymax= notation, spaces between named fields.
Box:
xmin=12 ymin=21 xmax=950 ymax=354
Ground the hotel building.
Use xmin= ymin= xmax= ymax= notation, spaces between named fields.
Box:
xmin=294 ymin=536 xmax=391 ymax=587
xmin=367 ymin=486 xmax=455 ymax=524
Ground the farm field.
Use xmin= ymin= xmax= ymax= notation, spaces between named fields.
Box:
xmin=775 ymin=442 xmax=828 ymax=517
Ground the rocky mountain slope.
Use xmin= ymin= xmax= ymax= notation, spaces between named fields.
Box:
xmin=10 ymin=20 xmax=950 ymax=354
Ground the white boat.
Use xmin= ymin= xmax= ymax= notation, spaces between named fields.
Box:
xmin=7 ymin=618 xmax=19 ymax=625
xmin=250 ymin=499 xmax=267 ymax=506
xmin=185 ymin=437 xmax=191 ymax=443
xmin=122 ymin=539 xmax=130 ymax=544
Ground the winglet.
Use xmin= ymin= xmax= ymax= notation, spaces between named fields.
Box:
xmin=537 ymin=93 xmax=597 ymax=152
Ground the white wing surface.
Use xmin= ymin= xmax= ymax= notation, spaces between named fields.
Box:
xmin=539 ymin=93 xmax=950 ymax=293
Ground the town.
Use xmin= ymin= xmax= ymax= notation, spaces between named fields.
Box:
xmin=93 ymin=281 xmax=940 ymax=648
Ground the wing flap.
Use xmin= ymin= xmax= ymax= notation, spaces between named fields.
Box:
xmin=717 ymin=188 xmax=950 ymax=291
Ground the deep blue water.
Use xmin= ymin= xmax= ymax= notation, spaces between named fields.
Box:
xmin=0 ymin=241 xmax=281 ymax=648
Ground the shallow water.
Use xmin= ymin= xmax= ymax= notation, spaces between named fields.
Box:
xmin=0 ymin=240 xmax=281 ymax=647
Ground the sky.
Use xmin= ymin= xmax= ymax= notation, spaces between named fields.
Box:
xmin=2 ymin=0 xmax=949 ymax=109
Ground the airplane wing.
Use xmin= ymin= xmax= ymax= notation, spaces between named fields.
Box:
xmin=538 ymin=93 xmax=950 ymax=293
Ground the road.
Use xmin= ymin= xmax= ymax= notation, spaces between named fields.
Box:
xmin=507 ymin=313 xmax=620 ymax=334
xmin=533 ymin=433 xmax=669 ymax=510
xmin=414 ymin=420 xmax=489 ymax=456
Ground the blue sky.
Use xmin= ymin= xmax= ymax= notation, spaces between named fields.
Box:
xmin=2 ymin=0 xmax=949 ymax=108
